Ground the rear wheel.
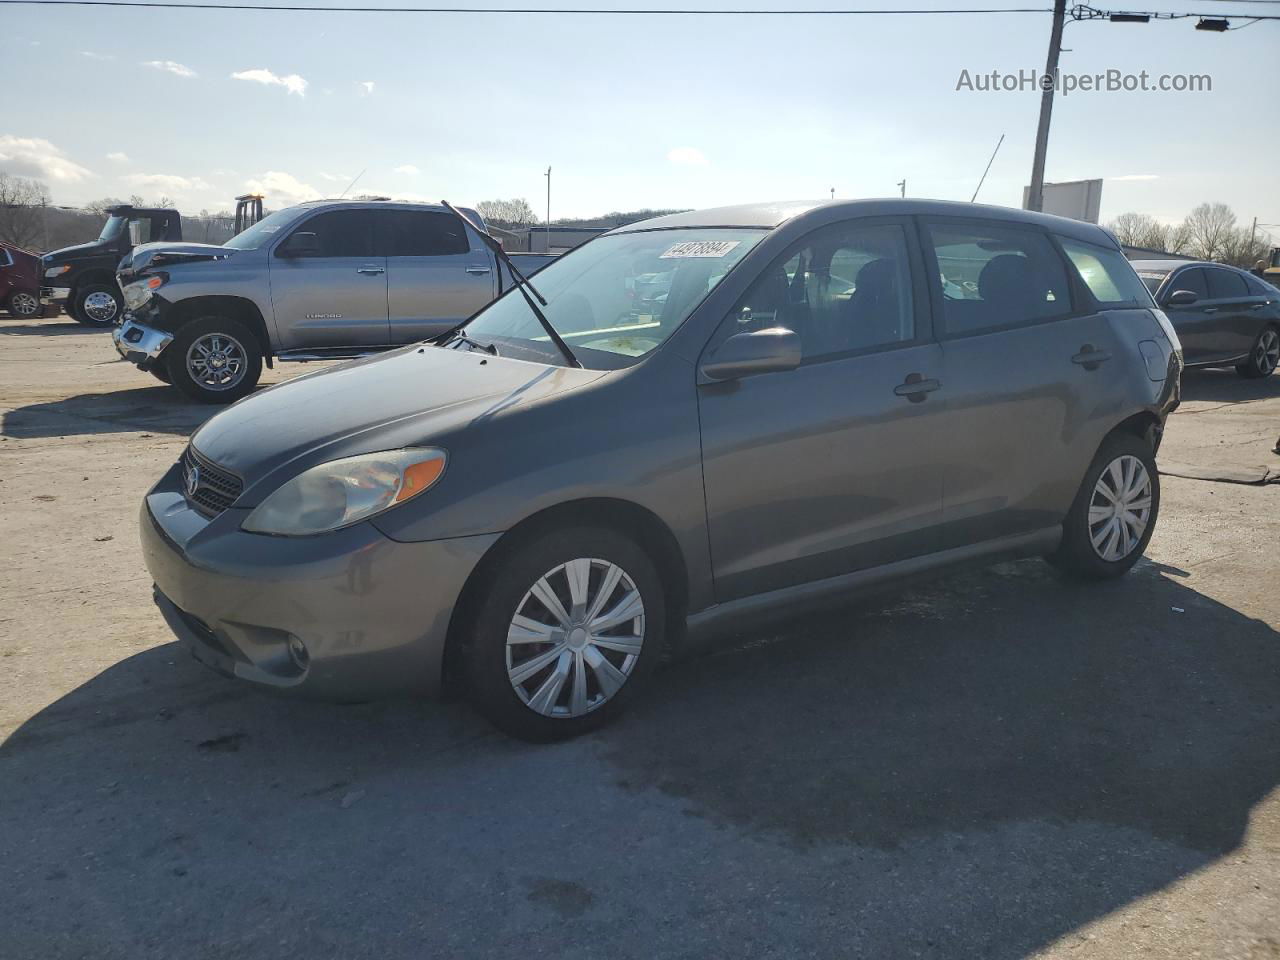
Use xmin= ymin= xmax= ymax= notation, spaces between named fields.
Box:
xmin=72 ymin=283 xmax=122 ymax=327
xmin=464 ymin=527 xmax=665 ymax=741
xmin=1235 ymin=326 xmax=1279 ymax=379
xmin=5 ymin=290 xmax=40 ymax=318
xmin=165 ymin=316 xmax=262 ymax=403
xmin=1048 ymin=432 xmax=1159 ymax=580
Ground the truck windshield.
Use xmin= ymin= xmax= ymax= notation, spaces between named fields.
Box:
xmin=459 ymin=228 xmax=765 ymax=369
xmin=223 ymin=208 xmax=297 ymax=250
xmin=99 ymin=215 xmax=126 ymax=241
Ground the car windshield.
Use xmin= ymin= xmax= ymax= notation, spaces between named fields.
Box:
xmin=1135 ymin=268 xmax=1171 ymax=294
xmin=223 ymin=207 xmax=299 ymax=250
xmin=458 ymin=228 xmax=766 ymax=369
xmin=98 ymin=215 xmax=126 ymax=241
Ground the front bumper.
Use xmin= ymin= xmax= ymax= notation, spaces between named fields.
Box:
xmin=141 ymin=460 xmax=500 ymax=699
xmin=40 ymin=285 xmax=70 ymax=306
xmin=113 ymin=316 xmax=174 ymax=365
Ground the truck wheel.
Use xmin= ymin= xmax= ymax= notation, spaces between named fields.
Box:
xmin=165 ymin=316 xmax=263 ymax=404
xmin=5 ymin=290 xmax=41 ymax=318
xmin=72 ymin=283 xmax=123 ymax=327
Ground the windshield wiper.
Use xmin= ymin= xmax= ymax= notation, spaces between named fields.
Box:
xmin=438 ymin=200 xmax=582 ymax=369
xmin=444 ymin=331 xmax=497 ymax=355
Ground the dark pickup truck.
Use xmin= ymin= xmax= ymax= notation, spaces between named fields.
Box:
xmin=41 ymin=205 xmax=182 ymax=326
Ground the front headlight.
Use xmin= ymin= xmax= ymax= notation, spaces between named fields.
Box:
xmin=44 ymin=264 xmax=71 ymax=279
xmin=123 ymin=273 xmax=166 ymax=310
xmin=242 ymin=448 xmax=447 ymax=536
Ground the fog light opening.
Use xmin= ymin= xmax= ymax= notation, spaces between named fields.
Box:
xmin=287 ymin=635 xmax=310 ymax=670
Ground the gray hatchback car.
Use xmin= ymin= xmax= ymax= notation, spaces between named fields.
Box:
xmin=141 ymin=199 xmax=1181 ymax=740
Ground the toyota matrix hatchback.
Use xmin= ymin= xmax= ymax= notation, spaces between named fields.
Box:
xmin=140 ymin=200 xmax=1181 ymax=740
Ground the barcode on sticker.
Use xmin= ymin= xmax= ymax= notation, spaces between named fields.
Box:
xmin=659 ymin=240 xmax=741 ymax=259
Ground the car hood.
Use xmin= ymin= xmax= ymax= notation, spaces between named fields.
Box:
xmin=119 ymin=242 xmax=233 ymax=278
xmin=43 ymin=240 xmax=110 ymax=264
xmin=190 ymin=345 xmax=604 ymax=496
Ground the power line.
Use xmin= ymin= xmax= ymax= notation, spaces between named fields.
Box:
xmin=0 ymin=0 xmax=1057 ymax=11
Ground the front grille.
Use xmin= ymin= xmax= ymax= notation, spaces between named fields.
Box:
xmin=182 ymin=446 xmax=243 ymax=516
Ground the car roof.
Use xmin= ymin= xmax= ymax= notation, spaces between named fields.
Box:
xmin=1130 ymin=259 xmax=1239 ymax=274
xmin=611 ymin=198 xmax=1118 ymax=244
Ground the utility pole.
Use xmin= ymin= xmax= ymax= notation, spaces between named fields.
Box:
xmin=544 ymin=166 xmax=551 ymax=253
xmin=1027 ymin=0 xmax=1067 ymax=212
xmin=897 ymin=179 xmax=906 ymax=198
xmin=830 ymin=187 xmax=835 ymax=200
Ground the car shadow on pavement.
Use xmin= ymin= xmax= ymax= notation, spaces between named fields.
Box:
xmin=1179 ymin=366 xmax=1280 ymax=404
xmin=1 ymin=386 xmax=222 ymax=439
xmin=2 ymin=558 xmax=1276 ymax=958
xmin=0 ymin=318 xmax=105 ymax=336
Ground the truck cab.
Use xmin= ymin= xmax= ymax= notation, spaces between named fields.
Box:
xmin=42 ymin=205 xmax=182 ymax=326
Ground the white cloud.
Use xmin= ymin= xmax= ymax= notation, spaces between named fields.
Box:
xmin=81 ymin=51 xmax=115 ymax=61
xmin=231 ymin=68 xmax=307 ymax=96
xmin=124 ymin=173 xmax=213 ymax=193
xmin=358 ymin=81 xmax=375 ymax=95
xmin=0 ymin=135 xmax=93 ymax=182
xmin=106 ymin=151 xmax=130 ymax=163
xmin=143 ymin=60 xmax=197 ymax=78
xmin=244 ymin=171 xmax=320 ymax=206
xmin=393 ymin=164 xmax=420 ymax=175
xmin=317 ymin=172 xmax=349 ymax=182
xmin=1110 ymin=174 xmax=1160 ymax=182
xmin=667 ymin=146 xmax=708 ymax=167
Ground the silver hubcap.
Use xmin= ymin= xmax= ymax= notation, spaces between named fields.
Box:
xmin=506 ymin=557 xmax=645 ymax=718
xmin=186 ymin=333 xmax=248 ymax=391
xmin=83 ymin=291 xmax=118 ymax=323
xmin=1254 ymin=329 xmax=1279 ymax=375
xmin=1089 ymin=455 xmax=1153 ymax=562
xmin=10 ymin=292 xmax=39 ymax=316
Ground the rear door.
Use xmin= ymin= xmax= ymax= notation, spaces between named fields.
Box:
xmin=922 ymin=219 xmax=1133 ymax=547
xmin=1204 ymin=266 xmax=1261 ymax=361
xmin=697 ymin=216 xmax=945 ymax=600
xmin=267 ymin=209 xmax=389 ymax=350
xmin=381 ymin=209 xmax=495 ymax=344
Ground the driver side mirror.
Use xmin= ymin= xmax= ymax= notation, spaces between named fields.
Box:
xmin=278 ymin=231 xmax=320 ymax=258
xmin=1165 ymin=289 xmax=1198 ymax=307
xmin=700 ymin=327 xmax=802 ymax=382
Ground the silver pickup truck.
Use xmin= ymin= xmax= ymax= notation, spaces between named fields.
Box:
xmin=112 ymin=199 xmax=556 ymax=402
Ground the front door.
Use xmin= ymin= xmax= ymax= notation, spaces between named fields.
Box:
xmin=697 ymin=217 xmax=944 ymax=601
xmin=381 ymin=209 xmax=496 ymax=344
xmin=268 ymin=209 xmax=389 ymax=350
xmin=1162 ymin=266 xmax=1219 ymax=364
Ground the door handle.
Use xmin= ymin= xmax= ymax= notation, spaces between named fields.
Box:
xmin=1202 ymin=307 xmax=1217 ymax=314
xmin=356 ymin=265 xmax=385 ymax=276
xmin=893 ymin=373 xmax=940 ymax=402
xmin=1071 ymin=345 xmax=1112 ymax=369
xmin=1251 ymin=303 xmax=1265 ymax=310
xmin=465 ymin=265 xmax=492 ymax=275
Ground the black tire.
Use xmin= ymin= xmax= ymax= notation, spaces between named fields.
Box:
xmin=5 ymin=289 xmax=41 ymax=318
xmin=164 ymin=316 xmax=263 ymax=404
xmin=464 ymin=526 xmax=666 ymax=742
xmin=1234 ymin=325 xmax=1279 ymax=379
xmin=1047 ymin=432 xmax=1160 ymax=580
xmin=71 ymin=283 xmax=123 ymax=327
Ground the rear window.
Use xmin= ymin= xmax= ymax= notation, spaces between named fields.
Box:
xmin=1206 ymin=268 xmax=1249 ymax=300
xmin=1059 ymin=238 xmax=1154 ymax=306
xmin=380 ymin=210 xmax=469 ymax=257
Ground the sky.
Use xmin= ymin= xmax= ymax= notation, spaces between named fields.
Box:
xmin=4 ymin=0 xmax=1280 ymax=229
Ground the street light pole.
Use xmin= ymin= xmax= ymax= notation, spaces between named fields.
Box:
xmin=1027 ymin=0 xmax=1067 ymax=212
xmin=897 ymin=179 xmax=906 ymax=198
xmin=544 ymin=166 xmax=551 ymax=253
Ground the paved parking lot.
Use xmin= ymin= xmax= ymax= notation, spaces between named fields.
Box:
xmin=2 ymin=313 xmax=1278 ymax=959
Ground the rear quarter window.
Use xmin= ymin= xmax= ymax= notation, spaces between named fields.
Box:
xmin=1059 ymin=238 xmax=1154 ymax=307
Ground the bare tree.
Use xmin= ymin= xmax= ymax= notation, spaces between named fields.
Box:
xmin=476 ymin=198 xmax=538 ymax=227
xmin=1107 ymin=211 xmax=1173 ymax=251
xmin=0 ymin=171 xmax=51 ymax=250
xmin=84 ymin=197 xmax=126 ymax=216
xmin=1220 ymin=226 xmax=1273 ymax=270
xmin=1182 ymin=202 xmax=1238 ymax=261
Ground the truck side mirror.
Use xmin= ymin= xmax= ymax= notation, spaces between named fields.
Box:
xmin=699 ymin=327 xmax=802 ymax=382
xmin=1165 ymin=289 xmax=1198 ymax=307
xmin=278 ymin=232 xmax=321 ymax=258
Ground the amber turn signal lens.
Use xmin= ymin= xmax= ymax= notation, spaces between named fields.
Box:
xmin=146 ymin=275 xmax=165 ymax=289
xmin=396 ymin=457 xmax=446 ymax=502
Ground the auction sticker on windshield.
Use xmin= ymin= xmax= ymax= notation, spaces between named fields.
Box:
xmin=660 ymin=240 xmax=741 ymax=259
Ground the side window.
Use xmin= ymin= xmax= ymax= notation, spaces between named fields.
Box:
xmin=0 ymin=247 xmax=11 ymax=267
xmin=381 ymin=210 xmax=469 ymax=257
xmin=1170 ymin=267 xmax=1209 ymax=300
xmin=926 ymin=222 xmax=1071 ymax=335
xmin=1206 ymin=268 xmax=1249 ymax=300
xmin=731 ymin=220 xmax=916 ymax=361
xmin=286 ymin=210 xmax=376 ymax=258
xmin=128 ymin=219 xmax=152 ymax=245
xmin=1246 ymin=273 xmax=1278 ymax=296
xmin=1058 ymin=238 xmax=1154 ymax=306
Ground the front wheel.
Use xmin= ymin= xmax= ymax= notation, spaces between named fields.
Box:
xmin=164 ymin=316 xmax=263 ymax=403
xmin=72 ymin=283 xmax=123 ymax=327
xmin=5 ymin=290 xmax=40 ymax=318
xmin=1048 ymin=432 xmax=1160 ymax=580
xmin=464 ymin=527 xmax=665 ymax=741
xmin=1235 ymin=326 xmax=1279 ymax=379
